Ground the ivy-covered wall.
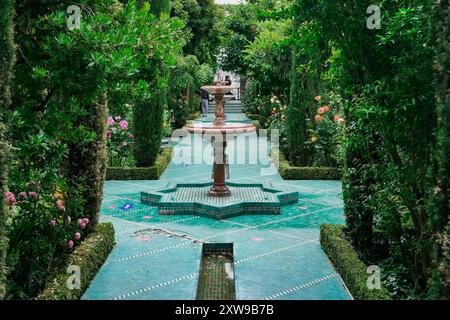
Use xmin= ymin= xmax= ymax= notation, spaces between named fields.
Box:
xmin=0 ymin=0 xmax=15 ymax=299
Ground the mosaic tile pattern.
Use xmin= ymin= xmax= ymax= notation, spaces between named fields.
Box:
xmin=141 ymin=182 xmax=298 ymax=219
xmin=82 ymin=107 xmax=353 ymax=300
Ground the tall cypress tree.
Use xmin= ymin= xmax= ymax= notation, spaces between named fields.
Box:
xmin=428 ymin=0 xmax=450 ymax=298
xmin=0 ymin=0 xmax=15 ymax=299
xmin=66 ymin=93 xmax=108 ymax=234
xmin=134 ymin=0 xmax=171 ymax=167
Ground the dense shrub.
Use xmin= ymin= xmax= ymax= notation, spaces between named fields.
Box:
xmin=37 ymin=223 xmax=115 ymax=300
xmin=0 ymin=0 xmax=15 ymax=299
xmin=320 ymin=224 xmax=391 ymax=300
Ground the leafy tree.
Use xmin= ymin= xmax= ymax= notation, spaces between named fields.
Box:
xmin=7 ymin=0 xmax=183 ymax=297
xmin=133 ymin=0 xmax=180 ymax=167
xmin=172 ymin=0 xmax=222 ymax=66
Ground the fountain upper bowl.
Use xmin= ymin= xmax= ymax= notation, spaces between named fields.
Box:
xmin=201 ymin=85 xmax=239 ymax=95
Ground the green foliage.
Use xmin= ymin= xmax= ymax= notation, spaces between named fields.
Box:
xmin=37 ymin=223 xmax=115 ymax=300
xmin=0 ymin=0 xmax=15 ymax=299
xmin=107 ymin=115 xmax=135 ymax=167
xmin=172 ymin=0 xmax=223 ymax=66
xmin=7 ymin=0 xmax=183 ymax=298
xmin=4 ymin=183 xmax=92 ymax=299
xmin=305 ymin=0 xmax=445 ymax=298
xmin=426 ymin=0 xmax=450 ymax=299
xmin=150 ymin=0 xmax=171 ymax=17
xmin=320 ymin=224 xmax=391 ymax=300
xmin=168 ymin=55 xmax=214 ymax=129
xmin=106 ymin=147 xmax=173 ymax=180
xmin=219 ymin=3 xmax=259 ymax=75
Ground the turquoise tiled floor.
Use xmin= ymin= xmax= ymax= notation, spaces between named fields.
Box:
xmin=82 ymin=111 xmax=352 ymax=300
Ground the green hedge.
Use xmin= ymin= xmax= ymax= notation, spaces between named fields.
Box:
xmin=38 ymin=223 xmax=115 ymax=300
xmin=106 ymin=147 xmax=173 ymax=180
xmin=188 ymin=112 xmax=201 ymax=120
xmin=246 ymin=113 xmax=265 ymax=124
xmin=272 ymin=149 xmax=341 ymax=180
xmin=320 ymin=224 xmax=391 ymax=300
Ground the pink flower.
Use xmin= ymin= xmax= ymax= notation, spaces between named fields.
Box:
xmin=338 ymin=118 xmax=345 ymax=124
xmin=77 ymin=218 xmax=83 ymax=226
xmin=79 ymin=223 xmax=86 ymax=230
xmin=323 ymin=106 xmax=330 ymax=112
xmin=315 ymin=96 xmax=322 ymax=101
xmin=115 ymin=116 xmax=122 ymax=121
xmin=317 ymin=107 xmax=325 ymax=115
xmin=271 ymin=109 xmax=276 ymax=116
xmin=128 ymin=133 xmax=135 ymax=139
xmin=52 ymin=193 xmax=59 ymax=200
xmin=56 ymin=200 xmax=66 ymax=211
xmin=18 ymin=192 xmax=27 ymax=200
xmin=119 ymin=120 xmax=128 ymax=130
xmin=67 ymin=240 xmax=74 ymax=249
xmin=5 ymin=192 xmax=16 ymax=207
xmin=49 ymin=220 xmax=56 ymax=227
xmin=82 ymin=218 xmax=89 ymax=225
xmin=315 ymin=115 xmax=323 ymax=122
xmin=334 ymin=115 xmax=340 ymax=121
xmin=66 ymin=216 xmax=72 ymax=224
xmin=28 ymin=192 xmax=38 ymax=200
xmin=74 ymin=232 xmax=81 ymax=241
xmin=107 ymin=117 xmax=115 ymax=126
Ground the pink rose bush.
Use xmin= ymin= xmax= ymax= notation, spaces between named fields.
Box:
xmin=7 ymin=185 xmax=89 ymax=255
xmin=107 ymin=115 xmax=135 ymax=167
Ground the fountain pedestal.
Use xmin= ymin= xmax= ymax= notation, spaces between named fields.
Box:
xmin=209 ymin=140 xmax=229 ymax=196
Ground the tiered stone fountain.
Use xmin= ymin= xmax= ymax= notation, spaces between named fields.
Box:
xmin=183 ymin=85 xmax=256 ymax=196
xmin=141 ymin=83 xmax=298 ymax=220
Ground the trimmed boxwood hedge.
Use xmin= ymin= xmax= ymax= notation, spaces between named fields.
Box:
xmin=188 ymin=111 xmax=201 ymax=120
xmin=320 ymin=224 xmax=391 ymax=300
xmin=38 ymin=223 xmax=115 ymax=300
xmin=272 ymin=149 xmax=341 ymax=180
xmin=246 ymin=113 xmax=265 ymax=124
xmin=106 ymin=147 xmax=173 ymax=180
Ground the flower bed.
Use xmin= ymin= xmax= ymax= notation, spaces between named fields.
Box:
xmin=37 ymin=222 xmax=115 ymax=300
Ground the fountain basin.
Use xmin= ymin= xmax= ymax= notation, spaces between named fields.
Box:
xmin=183 ymin=121 xmax=256 ymax=138
xmin=201 ymin=85 xmax=239 ymax=95
xmin=141 ymin=181 xmax=298 ymax=220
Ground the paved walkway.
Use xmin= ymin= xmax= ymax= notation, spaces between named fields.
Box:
xmin=82 ymin=107 xmax=352 ymax=300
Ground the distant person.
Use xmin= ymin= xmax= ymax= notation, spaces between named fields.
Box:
xmin=198 ymin=89 xmax=209 ymax=117
xmin=224 ymin=75 xmax=232 ymax=86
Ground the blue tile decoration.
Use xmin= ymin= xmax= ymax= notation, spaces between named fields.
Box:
xmin=141 ymin=181 xmax=298 ymax=220
xmin=83 ymin=106 xmax=352 ymax=301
